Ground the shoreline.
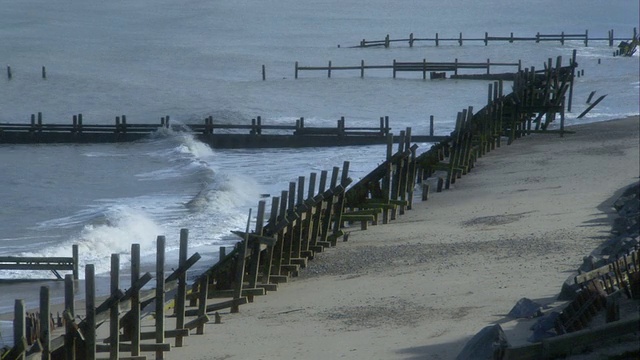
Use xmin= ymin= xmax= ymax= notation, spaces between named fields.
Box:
xmin=2 ymin=116 xmax=639 ymax=359
xmin=165 ymin=115 xmax=639 ymax=359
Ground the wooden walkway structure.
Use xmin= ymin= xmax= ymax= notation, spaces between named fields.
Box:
xmin=0 ymin=114 xmax=447 ymax=148
xmin=2 ymin=56 xmax=624 ymax=360
xmin=294 ymin=59 xmax=522 ymax=80
xmin=354 ymin=28 xmax=636 ymax=48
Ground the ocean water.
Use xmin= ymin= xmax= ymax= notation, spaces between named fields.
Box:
xmin=0 ymin=0 xmax=638 ymax=325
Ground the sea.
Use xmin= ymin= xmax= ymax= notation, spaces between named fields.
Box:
xmin=0 ymin=0 xmax=638 ymax=343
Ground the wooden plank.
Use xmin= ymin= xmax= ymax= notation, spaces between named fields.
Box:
xmin=184 ymin=297 xmax=248 ymax=317
xmin=95 ymin=343 xmax=171 ymax=353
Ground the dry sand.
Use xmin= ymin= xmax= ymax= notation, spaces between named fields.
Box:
xmin=164 ymin=116 xmax=639 ymax=360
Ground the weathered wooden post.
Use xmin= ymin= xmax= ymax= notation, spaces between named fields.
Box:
xmin=294 ymin=61 xmax=298 ymax=79
xmin=360 ymin=60 xmax=365 ymax=78
xmin=42 ymin=66 xmax=46 ymax=79
xmin=430 ymin=115 xmax=434 ymax=136
xmin=196 ymin=275 xmax=208 ymax=335
xmin=458 ymin=32 xmax=463 ymax=46
xmin=327 ymin=60 xmax=332 ymax=78
xmin=392 ymin=59 xmax=397 ymax=79
xmin=85 ymin=264 xmax=96 ymax=360
xmin=7 ymin=65 xmax=11 ymax=79
xmin=536 ymin=32 xmax=540 ymax=43
xmin=568 ymin=49 xmax=577 ymax=112
xmin=262 ymin=65 xmax=266 ymax=81
xmin=422 ymin=58 xmax=427 ymax=80
xmin=110 ymin=254 xmax=120 ymax=360
xmin=384 ymin=34 xmax=390 ymax=48
xmin=247 ymin=201 xmax=266 ymax=292
xmin=486 ymin=58 xmax=490 ymax=75
xmin=332 ymin=161 xmax=349 ymax=237
xmin=155 ymin=236 xmax=166 ymax=360
xmin=422 ymin=184 xmax=430 ymax=201
xmin=64 ymin=274 xmax=75 ymax=360
xmin=561 ymin=31 xmax=565 ymax=45
xmin=584 ymin=29 xmax=588 ymax=46
xmin=13 ymin=299 xmax=26 ymax=360
xmin=454 ymin=58 xmax=458 ymax=76
xmin=409 ymin=33 xmax=414 ymax=47
xmin=509 ymin=32 xmax=514 ymax=43
xmin=231 ymin=210 xmax=251 ymax=313
xmin=130 ymin=244 xmax=141 ymax=357
xmin=608 ymin=29 xmax=614 ymax=47
xmin=175 ymin=229 xmax=188 ymax=347
xmin=435 ymin=32 xmax=439 ymax=46
xmin=484 ymin=32 xmax=488 ymax=46
xmin=72 ymin=245 xmax=79 ymax=280
xmin=121 ymin=115 xmax=127 ymax=134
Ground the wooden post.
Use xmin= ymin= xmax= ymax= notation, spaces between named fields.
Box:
xmin=454 ymin=58 xmax=458 ymax=76
xmin=536 ymin=32 xmax=540 ymax=43
xmin=247 ymin=201 xmax=266 ymax=291
xmin=42 ymin=66 xmax=46 ymax=79
xmin=430 ymin=115 xmax=434 ymax=136
xmin=64 ymin=275 xmax=75 ymax=360
xmin=584 ymin=29 xmax=588 ymax=46
xmin=232 ymin=209 xmax=251 ymax=313
xmin=295 ymin=61 xmax=298 ymax=79
xmin=7 ymin=65 xmax=11 ymax=79
xmin=568 ymin=49 xmax=576 ymax=112
xmin=72 ymin=244 xmax=79 ymax=280
xmin=382 ymin=134 xmax=393 ymax=224
xmin=175 ymin=229 xmax=188 ymax=347
xmin=14 ymin=299 xmax=26 ymax=360
xmin=41 ymin=304 xmax=51 ymax=357
xmin=509 ymin=32 xmax=514 ymax=43
xmin=393 ymin=59 xmax=396 ymax=78
xmin=110 ymin=254 xmax=120 ymax=360
xmin=196 ymin=275 xmax=208 ymax=335
xmin=422 ymin=58 xmax=427 ymax=80
xmin=608 ymin=29 xmax=613 ymax=46
xmin=384 ymin=34 xmax=390 ymax=48
xmin=262 ymin=65 xmax=266 ymax=81
xmin=486 ymin=58 xmax=490 ymax=75
xmin=130 ymin=244 xmax=141 ymax=357
xmin=458 ymin=32 xmax=463 ymax=46
xmin=332 ymin=161 xmax=349 ymax=236
xmin=360 ymin=60 xmax=364 ymax=78
xmin=561 ymin=31 xmax=565 ymax=45
xmin=409 ymin=33 xmax=414 ymax=47
xmin=155 ymin=236 xmax=166 ymax=360
xmin=435 ymin=32 xmax=439 ymax=46
xmin=484 ymin=32 xmax=488 ymax=46
xmin=422 ymin=184 xmax=430 ymax=201
xmin=327 ymin=60 xmax=332 ymax=78
xmin=85 ymin=264 xmax=96 ymax=360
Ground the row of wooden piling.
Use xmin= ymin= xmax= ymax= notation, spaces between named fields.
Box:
xmin=355 ymin=28 xmax=636 ymax=48
xmin=1 ymin=57 xmax=580 ymax=359
xmin=294 ymin=59 xmax=522 ymax=79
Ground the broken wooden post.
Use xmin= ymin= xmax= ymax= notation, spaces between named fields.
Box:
xmin=196 ymin=275 xmax=209 ymax=335
xmin=13 ymin=299 xmax=26 ymax=360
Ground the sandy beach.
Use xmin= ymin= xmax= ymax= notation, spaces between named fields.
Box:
xmin=3 ymin=116 xmax=638 ymax=359
xmin=159 ymin=116 xmax=638 ymax=360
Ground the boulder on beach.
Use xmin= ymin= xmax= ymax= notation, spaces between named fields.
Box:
xmin=456 ymin=324 xmax=509 ymax=360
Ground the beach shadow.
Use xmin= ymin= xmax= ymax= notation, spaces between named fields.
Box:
xmin=395 ymin=337 xmax=470 ymax=360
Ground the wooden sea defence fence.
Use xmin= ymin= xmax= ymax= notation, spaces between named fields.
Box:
xmin=0 ymin=114 xmax=447 ymax=148
xmin=354 ymin=28 xmax=637 ymax=48
xmin=0 ymin=245 xmax=79 ymax=281
xmin=294 ymin=59 xmax=522 ymax=80
xmin=2 ymin=56 xmax=626 ymax=360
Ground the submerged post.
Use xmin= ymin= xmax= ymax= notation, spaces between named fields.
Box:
xmin=430 ymin=115 xmax=434 ymax=136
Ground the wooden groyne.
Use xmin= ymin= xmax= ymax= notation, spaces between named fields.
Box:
xmin=294 ymin=59 xmax=522 ymax=80
xmin=2 ymin=56 xmax=623 ymax=360
xmin=353 ymin=28 xmax=636 ymax=48
xmin=0 ymin=114 xmax=447 ymax=148
xmin=0 ymin=245 xmax=79 ymax=281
